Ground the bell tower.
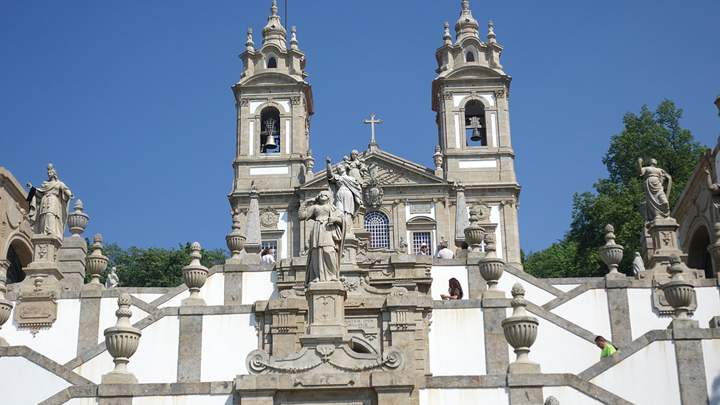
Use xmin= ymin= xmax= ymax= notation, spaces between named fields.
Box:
xmin=230 ymin=0 xmax=314 ymax=193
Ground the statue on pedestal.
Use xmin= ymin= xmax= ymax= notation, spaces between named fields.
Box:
xmin=298 ymin=190 xmax=346 ymax=286
xmin=27 ymin=164 xmax=74 ymax=238
xmin=638 ymin=158 xmax=672 ymax=221
xmin=326 ymin=158 xmax=363 ymax=231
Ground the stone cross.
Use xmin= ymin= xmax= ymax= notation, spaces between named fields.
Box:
xmin=363 ymin=113 xmax=382 ymax=144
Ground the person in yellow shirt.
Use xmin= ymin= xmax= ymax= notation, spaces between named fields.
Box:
xmin=595 ymin=335 xmax=616 ymax=359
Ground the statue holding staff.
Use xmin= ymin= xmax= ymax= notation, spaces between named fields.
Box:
xmin=637 ymin=158 xmax=672 ymax=221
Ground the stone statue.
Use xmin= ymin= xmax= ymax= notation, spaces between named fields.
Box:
xmin=105 ymin=266 xmax=119 ymax=288
xmin=26 ymin=163 xmax=74 ymax=238
xmin=637 ymin=158 xmax=672 ymax=221
xmin=298 ymin=190 xmax=345 ymax=285
xmin=346 ymin=149 xmax=369 ymax=184
xmin=704 ymin=168 xmax=720 ymax=195
xmin=632 ymin=252 xmax=645 ymax=275
xmin=433 ymin=145 xmax=443 ymax=169
xmin=327 ymin=158 xmax=363 ymax=228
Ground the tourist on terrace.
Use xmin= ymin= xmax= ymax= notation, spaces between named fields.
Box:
xmin=418 ymin=243 xmax=430 ymax=255
xmin=260 ymin=247 xmax=276 ymax=264
xmin=441 ymin=278 xmax=463 ymax=300
xmin=437 ymin=242 xmax=455 ymax=259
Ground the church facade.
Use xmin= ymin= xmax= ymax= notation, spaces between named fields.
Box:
xmin=1 ymin=2 xmax=719 ymax=405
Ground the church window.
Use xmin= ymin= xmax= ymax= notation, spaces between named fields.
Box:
xmin=413 ymin=232 xmax=432 ymax=255
xmin=464 ymin=100 xmax=487 ymax=146
xmin=260 ymin=107 xmax=280 ymax=153
xmin=364 ymin=212 xmax=390 ymax=249
xmin=466 ymin=51 xmax=475 ymax=62
xmin=267 ymin=57 xmax=277 ymax=68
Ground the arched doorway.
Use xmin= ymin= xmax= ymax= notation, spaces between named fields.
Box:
xmin=687 ymin=225 xmax=713 ymax=278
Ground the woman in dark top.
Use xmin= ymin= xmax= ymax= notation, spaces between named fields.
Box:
xmin=441 ymin=277 xmax=463 ymax=300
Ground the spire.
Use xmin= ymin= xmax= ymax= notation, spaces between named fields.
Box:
xmin=289 ymin=26 xmax=298 ymax=50
xmin=454 ymin=0 xmax=479 ymax=42
xmin=262 ymin=0 xmax=287 ymax=48
xmin=245 ymin=28 xmax=255 ymax=52
xmin=487 ymin=20 xmax=496 ymax=43
xmin=443 ymin=22 xmax=452 ymax=45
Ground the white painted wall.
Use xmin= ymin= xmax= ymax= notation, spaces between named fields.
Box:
xmin=249 ymin=166 xmax=289 ymax=175
xmin=429 ymin=308 xmax=485 ymax=376
xmin=691 ymin=287 xmax=720 ymax=327
xmin=419 ymin=387 xmax=508 ymax=405
xmin=133 ymin=395 xmax=232 ymax=405
xmin=590 ymin=340 xmax=680 ymax=405
xmin=702 ymin=339 xmax=720 ymax=403
xmin=4 ymin=298 xmax=81 ymax=364
xmin=552 ymin=284 xmax=580 ymax=293
xmin=201 ymin=313 xmax=258 ymax=380
xmin=405 ymin=202 xmax=436 ymax=222
xmin=130 ymin=293 xmax=163 ymax=305
xmin=496 ymin=272 xmax=556 ymax=306
xmin=430 ymin=265 xmax=468 ymax=300
xmin=458 ymin=159 xmax=496 ymax=168
xmin=551 ymin=289 xmax=611 ymax=340
xmin=627 ymin=288 xmax=671 ymax=340
xmin=278 ymin=211 xmax=288 ymax=260
xmin=542 ymin=386 xmax=604 ymax=404
xmin=0 ymin=356 xmax=72 ymax=404
xmin=525 ymin=310 xmax=598 ymax=374
xmin=242 ymin=271 xmax=278 ymax=305
xmin=98 ymin=297 xmax=150 ymax=343
xmin=66 ymin=398 xmax=99 ymax=405
xmin=490 ymin=206 xmax=504 ymax=260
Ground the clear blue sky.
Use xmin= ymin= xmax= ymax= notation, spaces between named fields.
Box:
xmin=2 ymin=1 xmax=719 ymax=254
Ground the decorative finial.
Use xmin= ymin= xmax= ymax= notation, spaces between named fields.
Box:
xmin=462 ymin=0 xmax=469 ymax=11
xmin=87 ymin=233 xmax=109 ymax=285
xmin=487 ymin=20 xmax=496 ymax=43
xmin=289 ymin=26 xmax=298 ymax=49
xmin=190 ymin=242 xmax=202 ymax=266
xmin=246 ymin=28 xmax=255 ymax=52
xmin=604 ymin=224 xmax=616 ymax=246
xmin=668 ymin=254 xmax=684 ymax=281
xmin=443 ymin=22 xmax=451 ymax=44
xmin=182 ymin=241 xmax=209 ymax=305
xmin=67 ymin=199 xmax=89 ymax=235
xmin=271 ymin=0 xmax=278 ymax=16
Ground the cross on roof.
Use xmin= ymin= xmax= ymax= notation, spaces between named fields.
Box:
xmin=363 ymin=113 xmax=382 ymax=144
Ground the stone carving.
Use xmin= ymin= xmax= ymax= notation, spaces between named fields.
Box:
xmin=327 ymin=158 xmax=363 ymax=231
xmin=544 ymin=397 xmax=560 ymax=405
xmin=363 ymin=164 xmax=384 ymax=209
xmin=470 ymin=200 xmax=491 ymax=222
xmin=433 ymin=145 xmax=443 ymax=172
xmin=495 ymin=88 xmax=506 ymax=99
xmin=464 ymin=202 xmax=486 ymax=252
xmin=226 ymin=208 xmax=246 ymax=260
xmin=661 ymin=254 xmax=695 ymax=322
xmin=345 ymin=149 xmax=369 ymax=184
xmin=299 ymin=190 xmax=345 ymax=285
xmin=103 ymin=293 xmax=141 ymax=384
xmin=105 ymin=266 xmax=119 ymax=289
xmin=704 ymin=167 xmax=720 ymax=195
xmin=478 ymin=254 xmax=504 ymax=292
xmin=86 ymin=234 xmax=109 ymax=285
xmin=599 ymin=224 xmax=623 ymax=274
xmin=181 ymin=242 xmax=208 ymax=305
xmin=410 ymin=203 xmax=432 ymax=214
xmin=396 ymin=237 xmax=408 ymax=253
xmin=0 ymin=263 xmax=12 ymax=346
xmin=638 ymin=158 xmax=672 ymax=221
xmin=14 ymin=277 xmax=58 ymax=336
xmin=260 ymin=206 xmax=279 ymax=228
xmin=66 ymin=199 xmax=88 ymax=235
xmin=708 ymin=223 xmax=720 ymax=267
xmin=26 ymin=163 xmax=74 ymax=238
xmin=502 ymin=283 xmax=540 ymax=373
xmin=302 ymin=149 xmax=315 ymax=175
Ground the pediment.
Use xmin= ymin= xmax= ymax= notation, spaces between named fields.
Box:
xmin=301 ymin=149 xmax=448 ymax=190
xmin=239 ymin=72 xmax=303 ymax=87
xmin=445 ymin=65 xmax=503 ymax=80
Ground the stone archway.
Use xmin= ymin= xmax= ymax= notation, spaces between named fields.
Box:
xmin=5 ymin=237 xmax=32 ymax=284
xmin=687 ymin=225 xmax=713 ymax=278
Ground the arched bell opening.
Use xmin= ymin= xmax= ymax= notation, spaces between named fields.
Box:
xmin=464 ymin=100 xmax=487 ymax=147
xmin=260 ymin=107 xmax=281 ymax=154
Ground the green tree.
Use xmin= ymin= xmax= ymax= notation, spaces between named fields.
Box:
xmin=88 ymin=242 xmax=228 ymax=287
xmin=524 ymin=99 xmax=704 ymax=278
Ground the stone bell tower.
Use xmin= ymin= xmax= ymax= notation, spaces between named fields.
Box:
xmin=230 ymin=0 xmax=314 ymax=194
xmin=431 ymin=1 xmax=522 ymax=265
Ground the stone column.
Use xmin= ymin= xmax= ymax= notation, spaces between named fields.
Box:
xmin=482 ymin=297 xmax=510 ymax=374
xmin=177 ymin=312 xmax=203 ymax=382
xmin=245 ymin=185 xmax=262 ymax=255
xmin=59 ymin=200 xmax=89 ymax=285
xmin=77 ymin=289 xmax=102 ymax=354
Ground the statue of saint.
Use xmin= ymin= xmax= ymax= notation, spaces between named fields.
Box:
xmin=298 ymin=190 xmax=345 ymax=285
xmin=27 ymin=163 xmax=74 ymax=238
xmin=105 ymin=266 xmax=119 ymax=288
xmin=637 ymin=158 xmax=672 ymax=221
xmin=346 ymin=149 xmax=368 ymax=184
xmin=327 ymin=158 xmax=363 ymax=229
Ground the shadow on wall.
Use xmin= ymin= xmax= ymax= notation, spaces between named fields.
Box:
xmin=712 ymin=374 xmax=720 ymax=405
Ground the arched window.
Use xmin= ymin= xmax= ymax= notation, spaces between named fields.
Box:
xmin=466 ymin=51 xmax=475 ymax=62
xmin=364 ymin=212 xmax=390 ymax=249
xmin=464 ymin=100 xmax=487 ymax=146
xmin=260 ymin=107 xmax=280 ymax=153
xmin=267 ymin=57 xmax=277 ymax=68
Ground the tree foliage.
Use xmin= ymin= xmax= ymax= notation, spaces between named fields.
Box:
xmin=89 ymin=242 xmax=228 ymax=287
xmin=524 ymin=99 xmax=705 ymax=278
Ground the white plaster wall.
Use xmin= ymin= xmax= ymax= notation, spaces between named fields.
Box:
xmin=542 ymin=386 xmax=604 ymax=404
xmin=249 ymin=166 xmax=289 ymax=175
xmin=490 ymin=206 xmax=504 ymax=260
xmin=133 ymin=395 xmax=232 ymax=405
xmin=405 ymin=202 xmax=436 ymax=222
xmin=490 ymin=112 xmax=498 ymax=147
xmin=551 ymin=289 xmax=611 ymax=339
xmin=458 ymin=160 xmax=496 ymax=168
xmin=496 ymin=272 xmax=556 ymax=306
xmin=5 ymin=298 xmax=81 ymax=364
xmin=76 ymin=315 xmax=180 ymax=384
xmin=627 ymin=288 xmax=670 ymax=340
xmin=429 ymin=308 xmax=485 ymax=376
xmin=131 ymin=293 xmax=163 ymax=305
xmin=158 ymin=273 xmax=225 ymax=309
xmin=98 ymin=297 xmax=150 ymax=343
xmin=248 ymin=120 xmax=254 ymax=155
xmin=279 ymin=211 xmax=288 ymax=259
xmin=430 ymin=265 xmax=468 ymax=300
xmin=201 ymin=313 xmax=258 ymax=380
xmin=702 ymin=339 xmax=720 ymax=403
xmin=66 ymin=399 xmax=99 ymax=405
xmin=454 ymin=113 xmax=461 ymax=149
xmin=525 ymin=310 xmax=598 ymax=374
xmin=242 ymin=271 xmax=278 ymax=305
xmin=590 ymin=340 xmax=680 ymax=405
xmin=691 ymin=286 xmax=720 ymax=327
xmin=0 ymin=356 xmax=72 ymax=405
xmin=551 ymin=284 xmax=580 ymax=292
xmin=419 ymin=387 xmax=508 ymax=405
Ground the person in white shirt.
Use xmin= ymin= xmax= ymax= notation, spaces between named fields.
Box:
xmin=418 ymin=243 xmax=430 ymax=255
xmin=437 ymin=242 xmax=455 ymax=259
xmin=260 ymin=247 xmax=276 ymax=264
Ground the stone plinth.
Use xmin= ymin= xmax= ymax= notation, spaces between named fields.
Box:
xmin=645 ymin=218 xmax=686 ymax=272
xmin=303 ymin=281 xmax=347 ymax=339
xmin=22 ymin=234 xmax=64 ymax=286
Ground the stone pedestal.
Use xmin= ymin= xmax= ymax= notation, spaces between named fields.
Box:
xmin=302 ymin=281 xmax=347 ymax=339
xmin=22 ymin=234 xmax=64 ymax=286
xmin=340 ymin=235 xmax=359 ymax=269
xmin=645 ymin=218 xmax=687 ymax=274
xmin=58 ymin=234 xmax=87 ymax=286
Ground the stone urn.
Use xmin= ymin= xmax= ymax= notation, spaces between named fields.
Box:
xmin=182 ymin=242 xmax=208 ymax=305
xmin=707 ymin=223 xmax=720 ymax=266
xmin=86 ymin=234 xmax=109 ymax=285
xmin=225 ymin=230 xmax=246 ymax=260
xmin=478 ymin=257 xmax=504 ymax=290
xmin=661 ymin=254 xmax=695 ymax=320
xmin=599 ymin=224 xmax=623 ymax=274
xmin=103 ymin=293 xmax=141 ymax=383
xmin=67 ymin=200 xmax=89 ymax=235
xmin=501 ymin=283 xmax=539 ymax=371
xmin=464 ymin=223 xmax=485 ymax=252
xmin=0 ymin=281 xmax=12 ymax=346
